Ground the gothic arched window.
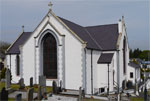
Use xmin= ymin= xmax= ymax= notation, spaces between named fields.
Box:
xmin=43 ymin=33 xmax=57 ymax=79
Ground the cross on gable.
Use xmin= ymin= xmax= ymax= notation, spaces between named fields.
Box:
xmin=48 ymin=2 xmax=53 ymax=11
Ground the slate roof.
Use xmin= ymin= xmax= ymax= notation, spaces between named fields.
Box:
xmin=7 ymin=16 xmax=119 ymax=54
xmin=59 ymin=17 xmax=119 ymax=50
xmin=128 ymin=62 xmax=141 ymax=68
xmin=97 ymin=53 xmax=114 ymax=64
xmin=7 ymin=32 xmax=32 ymax=54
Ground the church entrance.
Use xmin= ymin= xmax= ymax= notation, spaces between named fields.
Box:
xmin=42 ymin=33 xmax=57 ymax=79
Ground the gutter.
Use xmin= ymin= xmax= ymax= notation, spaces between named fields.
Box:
xmin=91 ymin=49 xmax=93 ymax=95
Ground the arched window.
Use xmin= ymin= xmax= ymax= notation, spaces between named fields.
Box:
xmin=16 ymin=55 xmax=20 ymax=76
xmin=123 ymin=37 xmax=126 ymax=74
xmin=43 ymin=33 xmax=57 ymax=79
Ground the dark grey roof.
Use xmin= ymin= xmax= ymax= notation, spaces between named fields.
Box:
xmin=128 ymin=62 xmax=141 ymax=68
xmin=7 ymin=32 xmax=32 ymax=54
xmin=7 ymin=16 xmax=119 ymax=54
xmin=58 ymin=17 xmax=119 ymax=50
xmin=97 ymin=53 xmax=114 ymax=64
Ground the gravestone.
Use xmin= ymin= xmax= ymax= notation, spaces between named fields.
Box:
xmin=19 ymin=78 xmax=25 ymax=89
xmin=39 ymin=76 xmax=46 ymax=86
xmin=27 ymin=88 xmax=34 ymax=101
xmin=79 ymin=87 xmax=82 ymax=101
xmin=144 ymin=87 xmax=147 ymax=101
xmin=16 ymin=93 xmax=22 ymax=101
xmin=52 ymin=81 xmax=57 ymax=94
xmin=30 ymin=77 xmax=33 ymax=87
xmin=0 ymin=87 xmax=8 ymax=101
xmin=59 ymin=80 xmax=62 ymax=92
xmin=38 ymin=85 xmax=42 ymax=100
xmin=5 ymin=68 xmax=11 ymax=89
xmin=39 ymin=76 xmax=46 ymax=93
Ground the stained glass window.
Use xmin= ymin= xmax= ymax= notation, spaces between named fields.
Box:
xmin=43 ymin=33 xmax=57 ymax=79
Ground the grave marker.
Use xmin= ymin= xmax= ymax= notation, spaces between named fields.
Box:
xmin=0 ymin=87 xmax=8 ymax=101
xmin=27 ymin=88 xmax=34 ymax=101
xmin=16 ymin=93 xmax=22 ymax=101
xmin=52 ymin=81 xmax=57 ymax=94
xmin=30 ymin=77 xmax=33 ymax=87
xmin=5 ymin=68 xmax=11 ymax=89
xmin=19 ymin=78 xmax=25 ymax=89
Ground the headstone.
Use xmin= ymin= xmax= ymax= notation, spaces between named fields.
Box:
xmin=52 ymin=81 xmax=57 ymax=94
xmin=59 ymin=80 xmax=62 ymax=92
xmin=5 ymin=68 xmax=11 ymax=89
xmin=16 ymin=93 xmax=22 ymax=101
xmin=39 ymin=76 xmax=46 ymax=87
xmin=38 ymin=85 xmax=42 ymax=100
xmin=0 ymin=87 xmax=8 ymax=101
xmin=79 ymin=87 xmax=82 ymax=101
xmin=30 ymin=77 xmax=33 ymax=87
xmin=135 ymin=82 xmax=139 ymax=96
xmin=27 ymin=88 xmax=34 ymax=101
xmin=144 ymin=87 xmax=147 ymax=101
xmin=19 ymin=78 xmax=25 ymax=89
xmin=39 ymin=76 xmax=46 ymax=93
xmin=82 ymin=89 xmax=85 ymax=98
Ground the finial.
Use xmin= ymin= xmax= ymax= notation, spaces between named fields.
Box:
xmin=48 ymin=1 xmax=53 ymax=11
xmin=22 ymin=25 xmax=24 ymax=32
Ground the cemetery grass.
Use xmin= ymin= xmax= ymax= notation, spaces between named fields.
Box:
xmin=0 ymin=82 xmax=19 ymax=91
xmin=0 ymin=82 xmax=52 ymax=93
xmin=130 ymin=97 xmax=144 ymax=101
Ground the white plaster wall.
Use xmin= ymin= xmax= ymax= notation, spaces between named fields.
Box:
xmin=118 ymin=20 xmax=130 ymax=88
xmin=86 ymin=49 xmax=92 ymax=94
xmin=21 ymin=13 xmax=84 ymax=90
xmin=6 ymin=55 xmax=21 ymax=83
xmin=50 ymin=14 xmax=84 ymax=90
xmin=127 ymin=65 xmax=135 ymax=84
xmin=97 ymin=58 xmax=114 ymax=92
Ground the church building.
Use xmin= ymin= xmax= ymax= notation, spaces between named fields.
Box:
xmin=6 ymin=4 xmax=130 ymax=94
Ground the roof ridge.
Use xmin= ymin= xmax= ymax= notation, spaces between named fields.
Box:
xmin=57 ymin=16 xmax=83 ymax=27
xmin=85 ymin=23 xmax=118 ymax=28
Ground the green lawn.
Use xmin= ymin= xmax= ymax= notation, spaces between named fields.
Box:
xmin=0 ymin=82 xmax=20 ymax=91
xmin=0 ymin=82 xmax=52 ymax=93
xmin=130 ymin=97 xmax=144 ymax=101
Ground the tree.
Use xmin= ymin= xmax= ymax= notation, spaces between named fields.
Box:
xmin=0 ymin=41 xmax=10 ymax=58
xmin=139 ymin=50 xmax=150 ymax=61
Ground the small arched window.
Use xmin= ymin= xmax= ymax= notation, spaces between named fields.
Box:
xmin=16 ymin=55 xmax=20 ymax=76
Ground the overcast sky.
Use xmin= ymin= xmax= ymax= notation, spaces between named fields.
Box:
xmin=0 ymin=0 xmax=149 ymax=50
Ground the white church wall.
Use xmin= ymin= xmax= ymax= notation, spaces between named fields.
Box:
xmin=118 ymin=19 xmax=130 ymax=89
xmin=6 ymin=54 xmax=21 ymax=83
xmin=50 ymin=14 xmax=84 ymax=90
xmin=22 ymin=38 xmax=35 ymax=86
xmin=86 ymin=49 xmax=92 ymax=94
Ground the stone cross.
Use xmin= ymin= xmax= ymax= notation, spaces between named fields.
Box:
xmin=30 ymin=77 xmax=33 ymax=87
xmin=27 ymin=88 xmax=34 ymax=101
xmin=48 ymin=2 xmax=53 ymax=11
xmin=0 ymin=87 xmax=8 ymax=101
xmin=15 ymin=93 xmax=22 ymax=101
xmin=5 ymin=68 xmax=11 ymax=89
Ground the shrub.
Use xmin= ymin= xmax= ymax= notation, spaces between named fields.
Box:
xmin=0 ymin=67 xmax=6 ymax=80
